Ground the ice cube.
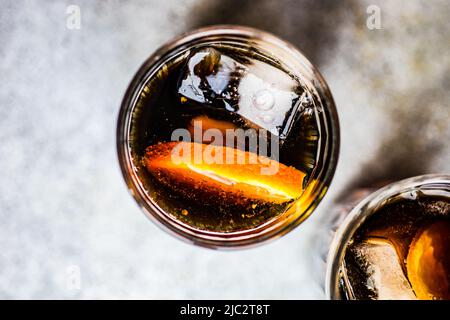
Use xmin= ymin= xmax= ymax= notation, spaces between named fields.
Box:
xmin=178 ymin=47 xmax=244 ymax=111
xmin=177 ymin=47 xmax=309 ymax=137
xmin=236 ymin=59 xmax=304 ymax=136
xmin=347 ymin=238 xmax=417 ymax=300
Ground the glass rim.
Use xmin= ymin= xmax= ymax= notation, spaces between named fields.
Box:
xmin=325 ymin=173 xmax=450 ymax=299
xmin=117 ymin=25 xmax=340 ymax=249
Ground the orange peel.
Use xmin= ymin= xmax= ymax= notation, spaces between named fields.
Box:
xmin=406 ymin=220 xmax=450 ymax=300
xmin=143 ymin=141 xmax=305 ymax=206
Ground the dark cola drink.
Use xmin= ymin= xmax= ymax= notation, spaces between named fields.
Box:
xmin=118 ymin=27 xmax=339 ymax=247
xmin=327 ymin=176 xmax=450 ymax=300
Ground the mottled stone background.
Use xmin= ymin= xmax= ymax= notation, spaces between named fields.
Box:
xmin=0 ymin=0 xmax=449 ymax=299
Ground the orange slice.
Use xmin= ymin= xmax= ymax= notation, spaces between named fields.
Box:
xmin=188 ymin=115 xmax=237 ymax=135
xmin=143 ymin=141 xmax=305 ymax=206
xmin=406 ymin=220 xmax=450 ymax=300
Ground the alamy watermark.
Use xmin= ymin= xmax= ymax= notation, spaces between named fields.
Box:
xmin=66 ymin=5 xmax=81 ymax=30
xmin=66 ymin=265 xmax=81 ymax=291
xmin=366 ymin=5 xmax=382 ymax=30
xmin=170 ymin=120 xmax=280 ymax=176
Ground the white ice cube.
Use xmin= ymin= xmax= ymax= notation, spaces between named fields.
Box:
xmin=352 ymin=238 xmax=417 ymax=300
xmin=237 ymin=60 xmax=300 ymax=136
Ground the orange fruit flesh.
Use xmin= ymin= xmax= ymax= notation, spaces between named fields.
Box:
xmin=406 ymin=220 xmax=450 ymax=300
xmin=188 ymin=115 xmax=237 ymax=137
xmin=143 ymin=141 xmax=306 ymax=205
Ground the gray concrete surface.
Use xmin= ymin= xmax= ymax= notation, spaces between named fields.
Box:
xmin=0 ymin=0 xmax=449 ymax=299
